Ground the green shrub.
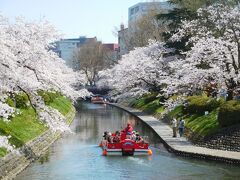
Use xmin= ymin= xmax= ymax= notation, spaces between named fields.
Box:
xmin=38 ymin=91 xmax=61 ymax=105
xmin=0 ymin=147 xmax=8 ymax=157
xmin=48 ymin=96 xmax=72 ymax=116
xmin=15 ymin=93 xmax=28 ymax=108
xmin=218 ymin=100 xmax=240 ymax=127
xmin=186 ymin=96 xmax=222 ymax=115
xmin=168 ymin=105 xmax=184 ymax=118
xmin=142 ymin=99 xmax=161 ymax=114
xmin=143 ymin=93 xmax=158 ymax=104
xmin=6 ymin=98 xmax=15 ymax=107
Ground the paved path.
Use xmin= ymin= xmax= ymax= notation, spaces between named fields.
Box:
xmin=109 ymin=103 xmax=240 ymax=164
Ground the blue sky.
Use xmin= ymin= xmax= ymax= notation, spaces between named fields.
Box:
xmin=0 ymin=0 xmax=166 ymax=43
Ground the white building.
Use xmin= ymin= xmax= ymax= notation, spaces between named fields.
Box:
xmin=54 ymin=36 xmax=97 ymax=68
xmin=128 ymin=1 xmax=172 ymax=27
xmin=118 ymin=1 xmax=173 ymax=59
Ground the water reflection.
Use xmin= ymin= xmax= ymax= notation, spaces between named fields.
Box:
xmin=16 ymin=103 xmax=240 ymax=180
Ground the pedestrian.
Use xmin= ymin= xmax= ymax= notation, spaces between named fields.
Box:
xmin=219 ymin=86 xmax=228 ymax=101
xmin=178 ymin=119 xmax=185 ymax=137
xmin=172 ymin=118 xmax=177 ymax=137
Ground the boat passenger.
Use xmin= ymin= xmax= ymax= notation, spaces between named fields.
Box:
xmin=103 ymin=131 xmax=108 ymax=140
xmin=108 ymin=132 xmax=114 ymax=143
xmin=124 ymin=123 xmax=133 ymax=139
xmin=113 ymin=131 xmax=120 ymax=143
xmin=120 ymin=130 xmax=126 ymax=140
xmin=131 ymin=131 xmax=136 ymax=141
xmin=102 ymin=131 xmax=109 ymax=146
xmin=136 ymin=134 xmax=144 ymax=143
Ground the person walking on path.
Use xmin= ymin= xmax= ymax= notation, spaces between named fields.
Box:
xmin=178 ymin=119 xmax=185 ymax=137
xmin=172 ymin=118 xmax=177 ymax=137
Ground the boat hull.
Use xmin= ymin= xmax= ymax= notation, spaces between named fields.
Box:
xmin=100 ymin=139 xmax=152 ymax=156
xmin=103 ymin=148 xmax=150 ymax=156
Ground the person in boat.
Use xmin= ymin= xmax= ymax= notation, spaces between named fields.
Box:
xmin=107 ymin=132 xmax=113 ymax=143
xmin=102 ymin=131 xmax=109 ymax=146
xmin=103 ymin=132 xmax=113 ymax=143
xmin=135 ymin=133 xmax=144 ymax=143
xmin=124 ymin=123 xmax=133 ymax=139
xmin=103 ymin=131 xmax=108 ymax=140
xmin=131 ymin=131 xmax=136 ymax=141
xmin=113 ymin=131 xmax=120 ymax=143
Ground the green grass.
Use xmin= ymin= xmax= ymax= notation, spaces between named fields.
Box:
xmin=48 ymin=96 xmax=72 ymax=116
xmin=186 ymin=110 xmax=219 ymax=136
xmin=141 ymin=99 xmax=161 ymax=114
xmin=154 ymin=106 xmax=165 ymax=119
xmin=131 ymin=98 xmax=146 ymax=108
xmin=131 ymin=94 xmax=222 ymax=137
xmin=0 ymin=108 xmax=47 ymax=148
xmin=0 ymin=92 xmax=74 ymax=157
xmin=0 ymin=147 xmax=8 ymax=157
xmin=168 ymin=105 xmax=184 ymax=118
xmin=168 ymin=104 xmax=220 ymax=136
xmin=131 ymin=94 xmax=165 ymax=118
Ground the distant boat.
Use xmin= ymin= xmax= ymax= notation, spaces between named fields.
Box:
xmin=91 ymin=95 xmax=106 ymax=104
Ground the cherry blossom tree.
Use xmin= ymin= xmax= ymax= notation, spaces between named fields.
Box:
xmin=0 ymin=14 xmax=89 ymax=152
xmin=98 ymin=41 xmax=176 ymax=99
xmin=99 ymin=3 xmax=240 ymax=111
xmin=165 ymin=4 xmax=240 ymax=100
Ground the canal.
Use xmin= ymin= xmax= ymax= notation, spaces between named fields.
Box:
xmin=16 ymin=103 xmax=240 ymax=180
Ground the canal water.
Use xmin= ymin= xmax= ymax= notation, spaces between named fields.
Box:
xmin=16 ymin=103 xmax=240 ymax=180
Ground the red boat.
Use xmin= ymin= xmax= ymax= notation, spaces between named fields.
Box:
xmin=91 ymin=95 xmax=105 ymax=104
xmin=99 ymin=132 xmax=152 ymax=156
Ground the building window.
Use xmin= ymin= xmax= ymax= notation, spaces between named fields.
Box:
xmin=130 ymin=8 xmax=134 ymax=15
xmin=135 ymin=6 xmax=139 ymax=13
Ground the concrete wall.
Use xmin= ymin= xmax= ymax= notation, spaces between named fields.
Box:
xmin=0 ymin=107 xmax=76 ymax=180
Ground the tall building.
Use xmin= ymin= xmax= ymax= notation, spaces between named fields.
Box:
xmin=118 ymin=1 xmax=173 ymax=58
xmin=128 ymin=1 xmax=172 ymax=27
xmin=54 ymin=36 xmax=97 ymax=68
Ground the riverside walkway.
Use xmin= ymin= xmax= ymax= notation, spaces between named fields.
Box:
xmin=109 ymin=103 xmax=240 ymax=164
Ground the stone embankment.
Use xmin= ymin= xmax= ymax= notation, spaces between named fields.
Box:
xmin=0 ymin=107 xmax=76 ymax=180
xmin=191 ymin=125 xmax=240 ymax=152
xmin=161 ymin=113 xmax=240 ymax=152
xmin=109 ymin=103 xmax=240 ymax=164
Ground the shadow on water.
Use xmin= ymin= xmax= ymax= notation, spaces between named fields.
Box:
xmin=16 ymin=102 xmax=240 ymax=180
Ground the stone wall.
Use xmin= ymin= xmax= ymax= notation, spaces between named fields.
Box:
xmin=191 ymin=125 xmax=240 ymax=152
xmin=160 ymin=113 xmax=240 ymax=152
xmin=0 ymin=107 xmax=76 ymax=180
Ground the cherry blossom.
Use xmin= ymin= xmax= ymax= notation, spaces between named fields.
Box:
xmin=0 ymin=135 xmax=16 ymax=153
xmin=0 ymin=15 xmax=89 ymax=134
xmin=166 ymin=4 xmax=240 ymax=97
xmin=98 ymin=41 xmax=176 ymax=99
